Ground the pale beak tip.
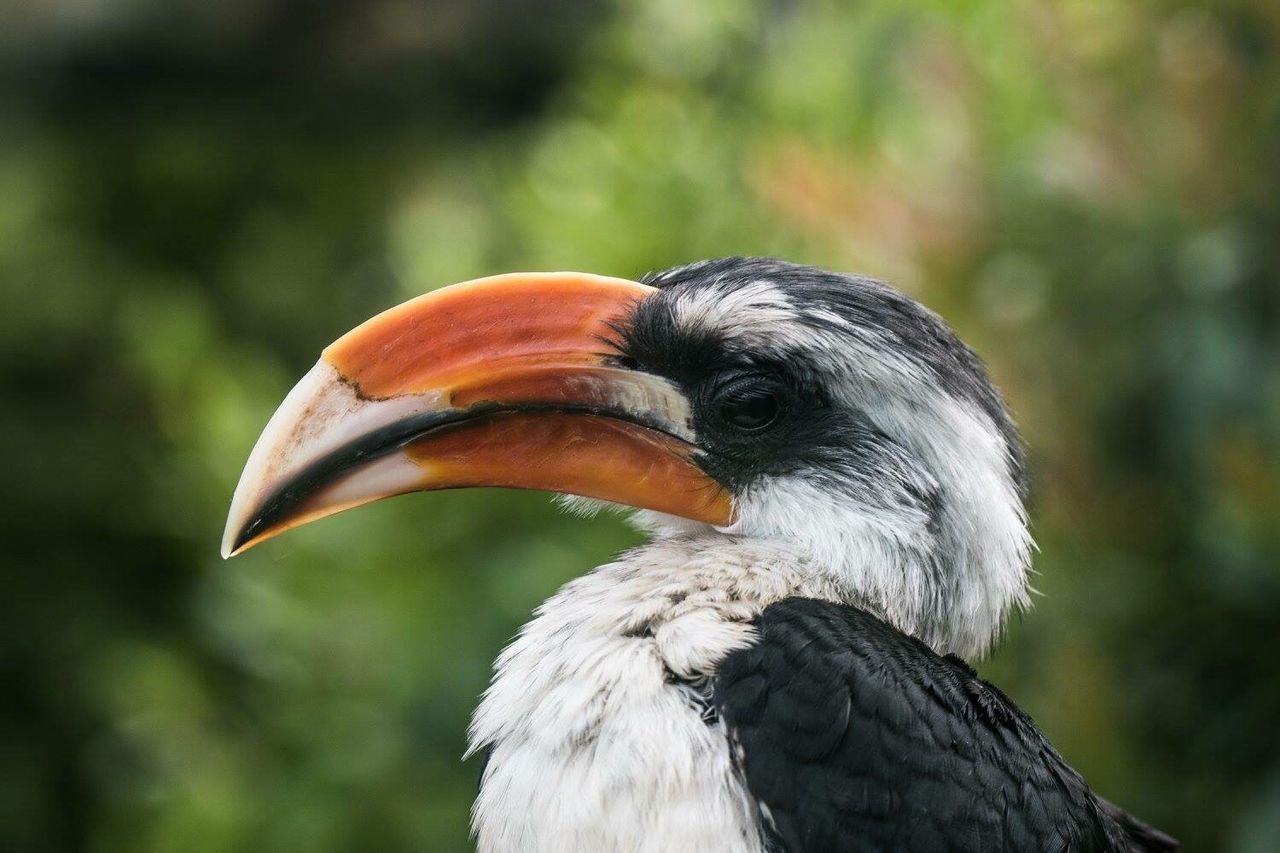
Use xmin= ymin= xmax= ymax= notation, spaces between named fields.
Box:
xmin=220 ymin=502 xmax=256 ymax=559
xmin=219 ymin=523 xmax=242 ymax=560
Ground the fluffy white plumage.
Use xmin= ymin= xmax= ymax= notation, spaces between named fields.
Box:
xmin=468 ymin=539 xmax=840 ymax=853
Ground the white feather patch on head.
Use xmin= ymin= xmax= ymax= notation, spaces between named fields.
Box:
xmin=671 ymin=279 xmax=798 ymax=346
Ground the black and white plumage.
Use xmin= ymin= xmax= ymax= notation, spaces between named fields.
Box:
xmin=223 ymin=257 xmax=1177 ymax=852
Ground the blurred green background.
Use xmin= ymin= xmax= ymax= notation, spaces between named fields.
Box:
xmin=3 ymin=0 xmax=1278 ymax=851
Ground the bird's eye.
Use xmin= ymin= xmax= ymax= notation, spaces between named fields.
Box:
xmin=716 ymin=381 xmax=784 ymax=432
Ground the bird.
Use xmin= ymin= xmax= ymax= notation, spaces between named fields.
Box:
xmin=222 ymin=257 xmax=1178 ymax=853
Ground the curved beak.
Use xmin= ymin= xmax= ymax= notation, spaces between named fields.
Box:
xmin=221 ymin=272 xmax=733 ymax=558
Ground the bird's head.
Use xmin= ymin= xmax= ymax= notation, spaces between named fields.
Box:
xmin=224 ymin=258 xmax=1030 ymax=658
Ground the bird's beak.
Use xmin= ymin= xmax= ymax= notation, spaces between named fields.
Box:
xmin=221 ymin=272 xmax=732 ymax=558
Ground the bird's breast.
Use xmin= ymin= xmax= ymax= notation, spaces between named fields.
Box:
xmin=467 ymin=540 xmax=837 ymax=853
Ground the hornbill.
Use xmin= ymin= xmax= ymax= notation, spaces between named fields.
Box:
xmin=223 ymin=258 xmax=1177 ymax=852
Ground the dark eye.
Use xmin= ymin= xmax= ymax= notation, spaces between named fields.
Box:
xmin=716 ymin=380 xmax=784 ymax=432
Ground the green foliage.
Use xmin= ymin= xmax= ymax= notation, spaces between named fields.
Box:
xmin=4 ymin=1 xmax=1278 ymax=850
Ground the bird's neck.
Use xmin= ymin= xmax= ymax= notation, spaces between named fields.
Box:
xmin=469 ymin=537 xmax=838 ymax=754
xmin=634 ymin=509 xmax=1007 ymax=660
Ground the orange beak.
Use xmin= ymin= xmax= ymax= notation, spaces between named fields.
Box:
xmin=221 ymin=272 xmax=733 ymax=557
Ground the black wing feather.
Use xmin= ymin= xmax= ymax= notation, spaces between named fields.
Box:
xmin=713 ymin=597 xmax=1177 ymax=853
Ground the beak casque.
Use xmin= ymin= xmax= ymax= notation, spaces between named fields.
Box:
xmin=221 ymin=272 xmax=733 ymax=557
